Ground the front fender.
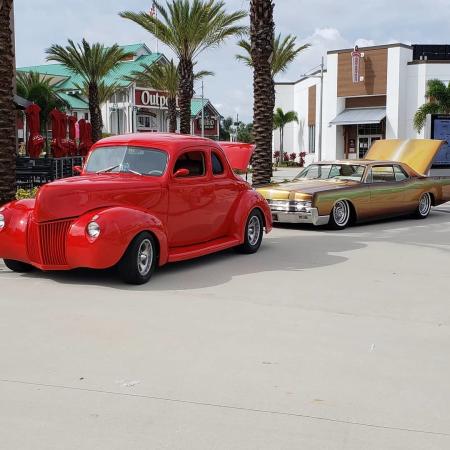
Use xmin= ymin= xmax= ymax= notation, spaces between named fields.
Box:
xmin=66 ymin=207 xmax=169 ymax=269
xmin=231 ymin=190 xmax=272 ymax=242
xmin=0 ymin=200 xmax=35 ymax=263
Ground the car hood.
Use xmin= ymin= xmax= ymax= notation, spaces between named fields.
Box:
xmin=33 ymin=174 xmax=164 ymax=222
xmin=365 ymin=139 xmax=445 ymax=174
xmin=257 ymin=179 xmax=358 ymax=200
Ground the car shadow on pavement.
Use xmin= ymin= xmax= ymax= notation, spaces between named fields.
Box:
xmin=15 ymin=233 xmax=365 ymax=291
xmin=11 ymin=209 xmax=450 ymax=291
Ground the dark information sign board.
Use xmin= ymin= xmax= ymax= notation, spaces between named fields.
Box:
xmin=431 ymin=115 xmax=450 ymax=166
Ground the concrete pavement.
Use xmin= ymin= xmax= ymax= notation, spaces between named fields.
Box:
xmin=1 ymin=205 xmax=450 ymax=449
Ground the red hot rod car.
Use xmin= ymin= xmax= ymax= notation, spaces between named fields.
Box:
xmin=0 ymin=134 xmax=272 ymax=284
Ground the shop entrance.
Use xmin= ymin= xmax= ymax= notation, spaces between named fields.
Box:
xmin=357 ymin=135 xmax=382 ymax=158
xmin=357 ymin=122 xmax=385 ymax=158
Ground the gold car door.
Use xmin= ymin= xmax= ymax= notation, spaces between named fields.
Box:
xmin=366 ymin=165 xmax=407 ymax=217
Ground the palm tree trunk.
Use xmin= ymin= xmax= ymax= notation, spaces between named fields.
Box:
xmin=0 ymin=0 xmax=16 ymax=204
xmin=250 ymin=0 xmax=275 ymax=186
xmin=168 ymin=97 xmax=177 ymax=133
xmin=88 ymin=82 xmax=103 ymax=143
xmin=178 ymin=58 xmax=194 ymax=135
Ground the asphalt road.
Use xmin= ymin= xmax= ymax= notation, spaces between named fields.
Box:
xmin=1 ymin=205 xmax=450 ymax=449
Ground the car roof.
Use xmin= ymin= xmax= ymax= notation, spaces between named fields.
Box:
xmin=314 ymin=160 xmax=407 ymax=166
xmin=95 ymin=133 xmax=220 ymax=153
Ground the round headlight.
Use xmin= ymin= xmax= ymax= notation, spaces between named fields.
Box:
xmin=86 ymin=221 xmax=100 ymax=239
xmin=0 ymin=213 xmax=5 ymax=230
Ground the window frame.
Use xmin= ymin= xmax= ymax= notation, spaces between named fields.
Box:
xmin=308 ymin=125 xmax=316 ymax=153
xmin=84 ymin=145 xmax=168 ymax=177
xmin=211 ymin=150 xmax=226 ymax=177
xmin=365 ymin=164 xmax=397 ymax=184
xmin=172 ymin=149 xmax=208 ymax=180
xmin=394 ymin=164 xmax=410 ymax=181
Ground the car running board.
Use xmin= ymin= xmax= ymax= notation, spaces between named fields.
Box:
xmin=168 ymin=236 xmax=241 ymax=263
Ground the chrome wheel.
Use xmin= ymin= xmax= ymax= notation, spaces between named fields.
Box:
xmin=247 ymin=215 xmax=261 ymax=246
xmin=418 ymin=193 xmax=431 ymax=217
xmin=333 ymin=200 xmax=350 ymax=227
xmin=137 ymin=238 xmax=153 ymax=276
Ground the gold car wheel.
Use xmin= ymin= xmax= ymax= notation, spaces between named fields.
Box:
xmin=333 ymin=200 xmax=350 ymax=228
xmin=418 ymin=193 xmax=432 ymax=217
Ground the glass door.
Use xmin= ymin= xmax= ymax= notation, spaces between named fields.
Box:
xmin=358 ymin=135 xmax=382 ymax=158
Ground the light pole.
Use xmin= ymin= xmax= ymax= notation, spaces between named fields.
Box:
xmin=201 ymin=80 xmax=205 ymax=138
xmin=299 ymin=57 xmax=325 ymax=161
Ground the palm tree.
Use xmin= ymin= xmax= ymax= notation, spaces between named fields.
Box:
xmin=125 ymin=60 xmax=213 ymax=133
xmin=0 ymin=0 xmax=16 ymax=204
xmin=414 ymin=79 xmax=450 ymax=132
xmin=249 ymin=0 xmax=274 ymax=186
xmin=46 ymin=39 xmax=133 ymax=143
xmin=74 ymin=80 xmax=122 ymax=106
xmin=120 ymin=0 xmax=246 ymax=135
xmin=16 ymin=71 xmax=68 ymax=138
xmin=236 ymin=33 xmax=310 ymax=77
xmin=273 ymin=108 xmax=298 ymax=166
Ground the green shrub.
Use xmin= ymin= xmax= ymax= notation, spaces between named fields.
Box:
xmin=16 ymin=187 xmax=39 ymax=200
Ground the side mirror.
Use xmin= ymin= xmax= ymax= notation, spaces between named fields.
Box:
xmin=73 ymin=165 xmax=82 ymax=175
xmin=173 ymin=168 xmax=190 ymax=178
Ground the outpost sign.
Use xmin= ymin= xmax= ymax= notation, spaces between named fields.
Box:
xmin=135 ymin=89 xmax=179 ymax=109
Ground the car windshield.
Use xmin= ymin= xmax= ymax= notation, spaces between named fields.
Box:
xmin=85 ymin=146 xmax=168 ymax=176
xmin=295 ymin=164 xmax=365 ymax=182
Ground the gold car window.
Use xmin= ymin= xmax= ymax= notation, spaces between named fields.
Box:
xmin=369 ymin=166 xmax=396 ymax=183
xmin=394 ymin=165 xmax=409 ymax=181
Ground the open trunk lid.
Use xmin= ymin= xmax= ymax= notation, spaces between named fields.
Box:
xmin=364 ymin=139 xmax=445 ymax=175
xmin=218 ymin=142 xmax=254 ymax=171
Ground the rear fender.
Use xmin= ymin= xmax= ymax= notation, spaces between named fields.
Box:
xmin=231 ymin=190 xmax=272 ymax=242
xmin=66 ymin=207 xmax=169 ymax=269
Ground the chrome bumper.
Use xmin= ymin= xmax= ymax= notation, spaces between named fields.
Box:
xmin=270 ymin=207 xmax=330 ymax=226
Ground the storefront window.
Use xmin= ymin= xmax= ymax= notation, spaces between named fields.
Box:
xmin=137 ymin=114 xmax=158 ymax=130
xmin=308 ymin=125 xmax=316 ymax=153
xmin=357 ymin=123 xmax=383 ymax=135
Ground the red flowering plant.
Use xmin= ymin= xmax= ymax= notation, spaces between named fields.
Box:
xmin=273 ymin=150 xmax=280 ymax=165
xmin=299 ymin=152 xmax=306 ymax=167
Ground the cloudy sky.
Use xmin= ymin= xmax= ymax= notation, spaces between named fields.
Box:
xmin=14 ymin=0 xmax=450 ymax=122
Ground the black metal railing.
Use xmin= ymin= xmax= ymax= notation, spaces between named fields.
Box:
xmin=412 ymin=45 xmax=450 ymax=61
xmin=16 ymin=157 xmax=85 ymax=189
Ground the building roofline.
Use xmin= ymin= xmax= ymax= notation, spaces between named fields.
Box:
xmin=275 ymin=69 xmax=327 ymax=86
xmin=408 ymin=60 xmax=450 ymax=65
xmin=327 ymin=43 xmax=412 ymax=54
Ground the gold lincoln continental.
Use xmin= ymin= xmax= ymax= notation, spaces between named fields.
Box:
xmin=257 ymin=139 xmax=450 ymax=229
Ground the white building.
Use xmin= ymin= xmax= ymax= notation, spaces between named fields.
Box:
xmin=275 ymin=43 xmax=450 ymax=164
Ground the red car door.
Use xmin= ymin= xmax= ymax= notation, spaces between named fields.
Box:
xmin=209 ymin=148 xmax=240 ymax=238
xmin=168 ymin=148 xmax=216 ymax=247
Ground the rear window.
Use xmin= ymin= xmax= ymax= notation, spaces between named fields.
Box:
xmin=212 ymin=152 xmax=225 ymax=175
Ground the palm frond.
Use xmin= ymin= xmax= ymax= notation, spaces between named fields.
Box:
xmin=235 ymin=39 xmax=252 ymax=66
xmin=120 ymin=0 xmax=246 ymax=60
xmin=414 ymin=79 xmax=450 ymax=131
xmin=273 ymin=107 xmax=298 ymax=129
xmin=235 ymin=33 xmax=310 ymax=76
xmin=272 ymin=34 xmax=310 ymax=76
xmin=73 ymin=80 xmax=122 ymax=105
xmin=46 ymin=39 xmax=133 ymax=83
xmin=413 ymin=102 xmax=440 ymax=132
